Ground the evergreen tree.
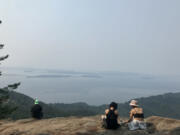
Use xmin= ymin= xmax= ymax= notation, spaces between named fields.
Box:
xmin=0 ymin=20 xmax=20 ymax=119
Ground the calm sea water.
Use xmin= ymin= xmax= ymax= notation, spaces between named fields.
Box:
xmin=1 ymin=67 xmax=180 ymax=105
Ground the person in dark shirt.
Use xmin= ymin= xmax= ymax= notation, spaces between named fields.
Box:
xmin=31 ymin=99 xmax=43 ymax=119
xmin=101 ymin=102 xmax=120 ymax=129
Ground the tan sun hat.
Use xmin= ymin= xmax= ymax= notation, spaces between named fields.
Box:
xmin=129 ymin=100 xmax=139 ymax=107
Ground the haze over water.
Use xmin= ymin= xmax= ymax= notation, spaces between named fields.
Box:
xmin=1 ymin=67 xmax=180 ymax=105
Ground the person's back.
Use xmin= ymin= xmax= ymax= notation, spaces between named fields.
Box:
xmin=131 ymin=107 xmax=144 ymax=121
xmin=102 ymin=102 xmax=120 ymax=129
xmin=31 ymin=99 xmax=43 ymax=119
xmin=126 ymin=100 xmax=146 ymax=130
xmin=106 ymin=109 xmax=119 ymax=129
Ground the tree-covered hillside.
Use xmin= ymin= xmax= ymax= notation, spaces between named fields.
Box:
xmin=136 ymin=93 xmax=180 ymax=118
xmin=8 ymin=91 xmax=180 ymax=120
xmin=9 ymin=91 xmax=100 ymax=119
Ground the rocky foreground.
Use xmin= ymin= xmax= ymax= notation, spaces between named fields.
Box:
xmin=0 ymin=116 xmax=179 ymax=135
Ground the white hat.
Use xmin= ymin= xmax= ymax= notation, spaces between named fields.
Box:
xmin=129 ymin=100 xmax=139 ymax=107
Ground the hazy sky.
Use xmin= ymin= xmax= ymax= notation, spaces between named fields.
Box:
xmin=0 ymin=0 xmax=180 ymax=75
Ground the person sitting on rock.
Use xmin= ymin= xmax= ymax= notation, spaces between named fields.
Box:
xmin=101 ymin=102 xmax=120 ymax=129
xmin=126 ymin=100 xmax=146 ymax=130
xmin=31 ymin=99 xmax=43 ymax=119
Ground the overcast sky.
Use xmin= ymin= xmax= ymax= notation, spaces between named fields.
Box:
xmin=0 ymin=0 xmax=180 ymax=75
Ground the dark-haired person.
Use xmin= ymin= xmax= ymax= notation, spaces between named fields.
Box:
xmin=31 ymin=99 xmax=43 ymax=119
xmin=101 ymin=102 xmax=120 ymax=129
xmin=126 ymin=100 xmax=146 ymax=130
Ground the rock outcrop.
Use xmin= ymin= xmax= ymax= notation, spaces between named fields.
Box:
xmin=0 ymin=116 xmax=179 ymax=135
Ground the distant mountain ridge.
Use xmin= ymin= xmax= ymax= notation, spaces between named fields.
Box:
xmin=8 ymin=91 xmax=180 ymax=120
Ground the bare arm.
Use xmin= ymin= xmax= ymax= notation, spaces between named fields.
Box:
xmin=127 ymin=110 xmax=134 ymax=122
xmin=105 ymin=109 xmax=109 ymax=115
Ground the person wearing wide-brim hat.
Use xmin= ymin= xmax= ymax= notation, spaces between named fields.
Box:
xmin=125 ymin=100 xmax=146 ymax=130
